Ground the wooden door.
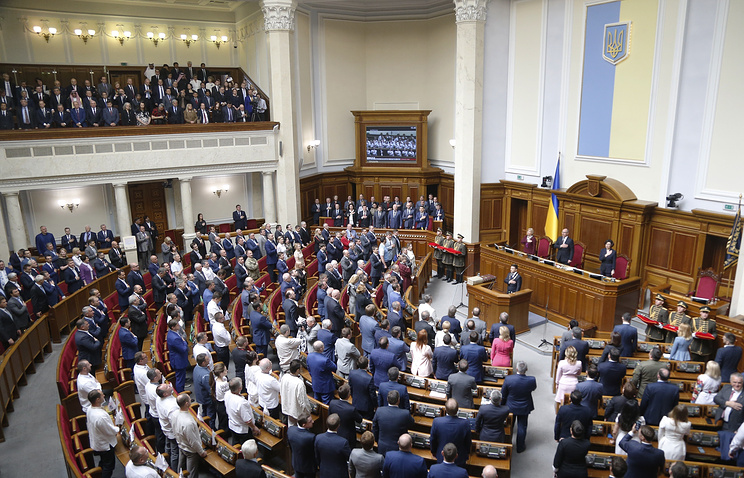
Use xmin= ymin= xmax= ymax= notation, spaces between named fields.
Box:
xmin=128 ymin=182 xmax=168 ymax=242
xmin=509 ymin=198 xmax=528 ymax=248
xmin=109 ymin=71 xmax=142 ymax=91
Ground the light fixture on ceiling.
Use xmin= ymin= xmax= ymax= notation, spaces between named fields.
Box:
xmin=213 ymin=185 xmax=230 ymax=198
xmin=58 ymin=199 xmax=80 ymax=213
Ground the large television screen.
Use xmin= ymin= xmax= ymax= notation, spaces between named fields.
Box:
xmin=365 ymin=126 xmax=417 ymax=162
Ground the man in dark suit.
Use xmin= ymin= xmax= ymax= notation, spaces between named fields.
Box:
xmin=234 ymin=439 xmax=265 ymax=478
xmin=74 ymin=318 xmax=102 ymax=369
xmin=167 ymin=100 xmax=183 ymax=124
xmin=0 ymin=297 xmax=19 ymax=349
xmin=152 ymin=268 xmax=167 ymax=313
xmin=640 ymin=368 xmax=679 ymax=425
xmin=349 ymin=356 xmax=377 ymax=419
xmin=716 ymin=333 xmax=743 ymax=383
xmin=553 ymin=228 xmax=575 ymax=265
xmin=460 ymin=331 xmax=487 ymax=382
xmin=430 ymin=399 xmax=472 ymax=467
xmin=307 ymin=341 xmax=337 ymax=404
xmin=314 ymin=414 xmax=351 ymax=478
xmin=433 ymin=334 xmax=459 ymax=380
xmin=554 ymin=390 xmax=593 ymax=440
xmin=619 ymin=426 xmax=665 ymax=478
xmin=428 ymin=443 xmax=469 ymax=478
xmin=499 ymin=362 xmax=536 ymax=453
xmin=328 ymin=384 xmax=362 ymax=448
xmin=282 ymin=289 xmax=299 ymax=337
xmin=0 ymin=103 xmax=12 ymax=129
xmin=598 ymin=347 xmax=626 ymax=396
xmin=378 ymin=367 xmax=410 ymax=410
xmin=373 ymin=390 xmax=415 ymax=456
xmin=382 ymin=434 xmax=428 ymax=478
xmin=127 ymin=263 xmax=146 ymax=292
xmin=29 ymin=275 xmax=50 ymax=320
xmin=113 ymin=270 xmax=133 ymax=311
xmin=613 ymin=312 xmax=638 ymax=357
xmin=63 ymin=259 xmax=84 ymax=294
xmin=287 ymin=415 xmax=317 ymax=478
xmin=93 ymin=252 xmax=116 ymax=278
xmin=369 ymin=337 xmax=397 ymax=388
xmin=326 ymin=289 xmax=345 ymax=338
xmin=503 ymin=264 xmax=522 ymax=293
xmin=475 ymin=389 xmax=510 ymax=443
xmin=577 ymin=365 xmax=605 ymax=418
xmin=559 ymin=327 xmax=590 ymax=371
xmin=713 ymin=372 xmax=744 ymax=431
xmin=86 ymin=99 xmax=103 ymax=127
xmin=447 ymin=359 xmax=477 ymax=409
xmin=96 ymin=225 xmax=115 ymax=249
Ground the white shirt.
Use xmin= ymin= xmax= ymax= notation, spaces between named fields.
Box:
xmin=173 ymin=410 xmax=205 ymax=455
xmin=86 ymin=406 xmax=118 ymax=451
xmin=275 ymin=335 xmax=303 ymax=371
xmin=418 ymin=303 xmax=436 ymax=326
xmin=207 ymin=300 xmax=221 ymax=325
xmin=280 ymin=373 xmax=310 ymax=420
xmin=0 ymin=268 xmax=8 ymax=288
xmin=145 ymin=382 xmax=160 ymax=418
xmin=723 ymin=389 xmax=742 ymax=422
xmin=203 ymin=268 xmax=215 ymax=281
xmin=215 ymin=376 xmax=230 ymax=402
xmin=133 ymin=364 xmax=150 ymax=407
xmin=729 ymin=421 xmax=744 ymax=456
xmin=77 ymin=373 xmax=102 ymax=413
xmin=256 ymin=371 xmax=281 ymax=411
xmin=212 ymin=322 xmax=231 ymax=348
xmin=225 ymin=391 xmax=255 ymax=434
xmin=435 ymin=329 xmax=456 ymax=349
xmin=156 ymin=394 xmax=179 ymax=439
xmin=193 ymin=343 xmax=214 ymax=370
xmin=171 ymin=261 xmax=183 ymax=275
xmin=125 ymin=461 xmax=159 ymax=478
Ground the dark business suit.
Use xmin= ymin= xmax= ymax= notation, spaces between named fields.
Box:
xmin=500 ymin=372 xmax=537 ymax=450
xmin=459 ymin=343 xmax=487 ymax=382
xmin=504 ymin=271 xmax=522 ymax=293
xmin=597 ymin=360 xmax=627 ymax=396
xmin=553 ymin=236 xmax=575 ymax=265
xmin=427 ymin=463 xmax=468 ymax=478
xmin=127 ymin=270 xmax=146 ymax=292
xmin=7 ymin=295 xmax=31 ymax=330
xmin=30 ymin=284 xmax=50 ymax=318
xmin=430 ymin=415 xmax=472 ymax=467
xmin=475 ymin=402 xmax=510 ymax=443
xmin=314 ymin=431 xmax=351 ymax=478
xmin=234 ymin=459 xmax=265 ymax=478
xmin=372 ymin=405 xmax=415 ymax=456
xmin=74 ymin=329 xmax=102 ymax=366
xmin=287 ymin=426 xmax=317 ymax=478
xmin=639 ymin=381 xmax=679 ymax=426
xmin=382 ymin=450 xmax=428 ymax=478
xmin=619 ymin=433 xmax=665 ymax=478
xmin=576 ymin=378 xmax=604 ymax=418
xmin=63 ymin=267 xmax=84 ymax=294
xmin=369 ymin=348 xmax=397 ymax=388
xmin=432 ymin=346 xmax=458 ymax=380
xmin=328 ymin=399 xmax=362 ymax=448
xmin=715 ymin=345 xmax=743 ymax=383
xmin=378 ymin=380 xmax=410 ymax=410
xmin=613 ymin=323 xmax=638 ymax=357
xmin=553 ymin=437 xmax=590 ymax=478
xmin=554 ymin=403 xmax=593 ymax=440
xmin=326 ymin=298 xmax=345 ymax=338
xmin=348 ymin=369 xmax=377 ymax=419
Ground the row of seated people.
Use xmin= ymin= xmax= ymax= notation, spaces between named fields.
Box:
xmin=312 ymin=193 xmax=445 ymax=229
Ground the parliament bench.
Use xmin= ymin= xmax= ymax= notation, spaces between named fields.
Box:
xmin=583 ymin=450 xmax=744 ymax=478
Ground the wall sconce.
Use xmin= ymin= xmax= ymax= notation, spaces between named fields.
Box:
xmin=33 ymin=25 xmax=57 ymax=42
xmin=449 ymin=139 xmax=456 ymax=148
xmin=147 ymin=31 xmax=166 ymax=46
xmin=74 ymin=28 xmax=96 ymax=44
xmin=58 ymin=199 xmax=80 ymax=213
xmin=210 ymin=35 xmax=228 ymax=48
xmin=213 ymin=185 xmax=229 ymax=198
xmin=307 ymin=139 xmax=320 ymax=152
xmin=181 ymin=34 xmax=198 ymax=47
xmin=112 ymin=30 xmax=131 ymax=45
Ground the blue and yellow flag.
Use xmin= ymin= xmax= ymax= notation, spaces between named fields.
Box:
xmin=724 ymin=199 xmax=741 ymax=270
xmin=544 ymin=158 xmax=561 ymax=241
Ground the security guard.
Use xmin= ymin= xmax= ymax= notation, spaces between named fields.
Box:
xmin=453 ymin=234 xmax=468 ymax=284
xmin=690 ymin=306 xmax=717 ymax=363
xmin=442 ymin=232 xmax=455 ymax=282
xmin=434 ymin=228 xmax=445 ymax=280
xmin=646 ymin=294 xmax=669 ymax=343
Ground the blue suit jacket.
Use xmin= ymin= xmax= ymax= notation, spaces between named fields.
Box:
xmin=314 ymin=431 xmax=351 ymax=477
xmin=75 ymin=330 xmax=102 ymax=366
xmin=328 ymin=399 xmax=362 ymax=447
xmin=359 ymin=315 xmax=380 ymax=353
xmin=96 ymin=230 xmax=114 ymax=249
xmin=554 ymin=403 xmax=593 ymax=440
xmin=428 ymin=463 xmax=468 ymax=478
xmin=378 ymin=380 xmax=410 ymax=410
xmin=249 ymin=310 xmax=272 ymax=346
xmin=307 ymin=352 xmax=337 ymax=394
xmin=373 ymin=405 xmax=415 ymax=456
xmin=430 ymin=415 xmax=472 ymax=467
xmin=432 ymin=346 xmax=459 ymax=380
xmin=501 ymin=373 xmax=536 ymax=415
xmin=576 ymin=379 xmax=605 ymax=417
xmin=318 ymin=328 xmax=336 ymax=362
xmin=348 ymin=369 xmax=377 ymax=414
xmin=460 ymin=344 xmax=487 ymax=382
xmin=119 ymin=327 xmax=138 ymax=360
xmin=388 ymin=337 xmax=410 ymax=372
xmin=598 ymin=360 xmax=626 ymax=396
xmin=369 ymin=348 xmax=397 ymax=388
xmin=639 ymin=381 xmax=679 ymax=426
xmin=167 ymin=330 xmax=189 ymax=371
xmin=613 ymin=323 xmax=638 ymax=357
xmin=715 ymin=345 xmax=743 ymax=382
xmin=265 ymin=241 xmax=277 ymax=265
xmin=287 ymin=426 xmax=317 ymax=475
xmin=619 ymin=433 xmax=665 ymax=478
xmin=382 ymin=450 xmax=427 ymax=478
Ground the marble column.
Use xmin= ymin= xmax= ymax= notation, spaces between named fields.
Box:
xmin=452 ymin=0 xmax=488 ymax=242
xmin=3 ymin=192 xmax=28 ymax=251
xmin=262 ymin=171 xmax=277 ymax=224
xmin=180 ymin=177 xmax=196 ymax=242
xmin=112 ymin=183 xmax=132 ymax=240
xmin=261 ymin=0 xmax=300 ymax=226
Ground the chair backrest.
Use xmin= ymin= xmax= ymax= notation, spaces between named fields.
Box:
xmin=219 ymin=223 xmax=232 ymax=234
xmin=427 ymin=217 xmax=434 ymax=231
xmin=537 ymin=237 xmax=552 ymax=258
xmin=573 ymin=242 xmax=585 ymax=269
xmin=695 ymin=268 xmax=720 ymax=299
xmin=246 ymin=219 xmax=258 ymax=230
xmin=323 ymin=218 xmax=334 ymax=227
xmin=614 ymin=254 xmax=630 ymax=280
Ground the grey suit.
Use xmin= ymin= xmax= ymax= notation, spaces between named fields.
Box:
xmin=348 ymin=448 xmax=384 ymax=478
xmin=447 ymin=371 xmax=477 ymax=409
xmin=335 ymin=337 xmax=361 ymax=378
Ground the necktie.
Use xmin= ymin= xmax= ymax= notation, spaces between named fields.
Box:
xmin=159 ymin=86 xmax=164 ymax=97
xmin=92 ymin=107 xmax=96 ymax=115
xmin=23 ymin=108 xmax=29 ymax=123
xmin=174 ymin=107 xmax=177 ymax=114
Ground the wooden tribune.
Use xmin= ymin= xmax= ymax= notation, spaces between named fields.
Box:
xmin=466 ymin=284 xmax=532 ymax=335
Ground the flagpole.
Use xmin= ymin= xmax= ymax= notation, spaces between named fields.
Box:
xmin=726 ymin=193 xmax=743 ymax=300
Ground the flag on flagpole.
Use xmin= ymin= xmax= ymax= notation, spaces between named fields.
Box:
xmin=544 ymin=156 xmax=561 ymax=241
xmin=724 ymin=196 xmax=741 ymax=270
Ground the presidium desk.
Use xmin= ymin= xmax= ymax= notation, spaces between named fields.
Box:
xmin=475 ymin=245 xmax=641 ymax=333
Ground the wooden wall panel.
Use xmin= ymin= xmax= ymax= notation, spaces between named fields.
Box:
xmin=670 ymin=233 xmax=697 ymax=275
xmin=580 ymin=217 xmax=613 ymax=253
xmin=620 ymin=224 xmax=634 ymax=257
xmin=531 ymin=203 xmax=549 ymax=236
xmin=648 ymin=228 xmax=672 ymax=269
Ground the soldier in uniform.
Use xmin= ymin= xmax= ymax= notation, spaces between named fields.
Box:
xmin=453 ymin=234 xmax=468 ymax=284
xmin=433 ymin=228 xmax=445 ymax=280
xmin=441 ymin=232 xmax=455 ymax=282
xmin=665 ymin=301 xmax=691 ymax=344
xmin=645 ymin=294 xmax=669 ymax=343
xmin=690 ymin=306 xmax=717 ymax=363
xmin=245 ymin=250 xmax=260 ymax=281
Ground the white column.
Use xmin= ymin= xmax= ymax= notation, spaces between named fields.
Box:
xmin=112 ymin=183 xmax=132 ymax=240
xmin=729 ymin=262 xmax=744 ymax=316
xmin=251 ymin=172 xmax=264 ymax=220
xmin=3 ymin=192 xmax=28 ymax=251
xmin=0 ymin=198 xmax=10 ymax=261
xmin=261 ymin=0 xmax=300 ymax=226
xmin=180 ymin=177 xmax=196 ymax=242
xmin=262 ymin=171 xmax=277 ymax=224
xmin=452 ymin=0 xmax=488 ymax=242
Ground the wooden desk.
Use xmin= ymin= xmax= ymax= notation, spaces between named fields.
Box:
xmin=466 ymin=285 xmax=532 ymax=335
xmin=479 ymin=246 xmax=641 ymax=331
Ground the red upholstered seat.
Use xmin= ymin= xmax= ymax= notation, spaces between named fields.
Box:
xmin=246 ymin=219 xmax=257 ymax=230
xmin=219 ymin=223 xmax=232 ymax=233
xmin=427 ymin=217 xmax=434 ymax=231
xmin=103 ymin=292 xmax=118 ymax=313
xmin=614 ymin=254 xmax=630 ymax=280
xmin=688 ymin=268 xmax=720 ymax=300
xmin=537 ymin=237 xmax=553 ymax=259
xmin=286 ymin=257 xmax=296 ymax=270
xmin=572 ymin=242 xmax=585 ymax=269
xmin=340 ymin=287 xmax=349 ymax=310
xmin=305 ymin=283 xmax=318 ymax=315
xmin=324 ymin=218 xmax=334 ymax=227
xmin=58 ymin=282 xmax=68 ymax=295
xmin=143 ymin=272 xmax=152 ymax=289
xmin=374 ymin=284 xmax=384 ymax=308
xmin=183 ymin=253 xmax=191 ymax=267
xmin=302 ymin=243 xmax=315 ymax=259
xmin=306 ymin=259 xmax=318 ymax=277
xmin=225 ymin=274 xmax=237 ymax=294
xmin=25 ymin=299 xmax=34 ymax=317
xmin=258 ymin=256 xmax=267 ymax=272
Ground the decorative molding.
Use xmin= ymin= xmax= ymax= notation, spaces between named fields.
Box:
xmin=261 ymin=0 xmax=298 ymax=31
xmin=453 ymin=0 xmax=488 ymax=23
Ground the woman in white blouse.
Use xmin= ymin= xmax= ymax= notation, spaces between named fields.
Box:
xmin=410 ymin=329 xmax=433 ymax=377
xmin=693 ymin=360 xmax=722 ymax=405
xmin=657 ymin=404 xmax=691 ymax=461
xmin=213 ymin=362 xmax=231 ymax=432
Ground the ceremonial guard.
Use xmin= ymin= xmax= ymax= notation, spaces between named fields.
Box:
xmin=690 ymin=306 xmax=717 ymax=363
xmin=665 ymin=301 xmax=691 ymax=343
xmin=645 ymin=294 xmax=669 ymax=343
xmin=441 ymin=232 xmax=455 ymax=282
xmin=452 ymin=234 xmax=467 ymax=284
xmin=433 ymin=228 xmax=445 ymax=279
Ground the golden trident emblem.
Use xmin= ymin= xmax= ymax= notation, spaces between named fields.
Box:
xmin=606 ymin=28 xmax=624 ymax=59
